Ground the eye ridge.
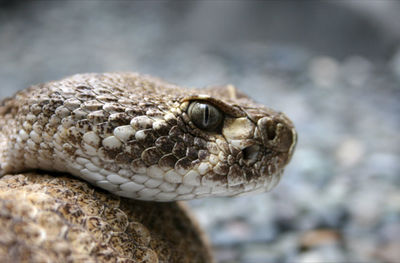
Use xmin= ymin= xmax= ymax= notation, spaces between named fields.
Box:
xmin=188 ymin=101 xmax=224 ymax=132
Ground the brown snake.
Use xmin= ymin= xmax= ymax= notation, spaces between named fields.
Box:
xmin=0 ymin=72 xmax=297 ymax=262
xmin=0 ymin=72 xmax=296 ymax=201
xmin=0 ymin=73 xmax=296 ymax=201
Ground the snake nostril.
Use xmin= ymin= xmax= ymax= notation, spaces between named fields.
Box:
xmin=242 ymin=145 xmax=260 ymax=164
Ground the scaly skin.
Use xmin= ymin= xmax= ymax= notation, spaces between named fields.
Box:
xmin=0 ymin=72 xmax=297 ymax=262
xmin=0 ymin=72 xmax=296 ymax=201
xmin=0 ymin=173 xmax=213 ymax=263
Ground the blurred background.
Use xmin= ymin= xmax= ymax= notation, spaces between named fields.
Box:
xmin=1 ymin=1 xmax=399 ymax=262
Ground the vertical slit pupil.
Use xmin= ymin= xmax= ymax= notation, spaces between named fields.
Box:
xmin=204 ymin=104 xmax=209 ymax=126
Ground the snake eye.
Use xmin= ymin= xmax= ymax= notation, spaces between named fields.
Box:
xmin=188 ymin=101 xmax=224 ymax=131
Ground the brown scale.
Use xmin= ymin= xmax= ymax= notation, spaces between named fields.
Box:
xmin=142 ymin=147 xmax=163 ymax=166
xmin=154 ymin=136 xmax=174 ymax=154
xmin=158 ymin=154 xmax=178 ymax=171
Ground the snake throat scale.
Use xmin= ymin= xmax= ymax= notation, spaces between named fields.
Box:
xmin=0 ymin=73 xmax=297 ymax=262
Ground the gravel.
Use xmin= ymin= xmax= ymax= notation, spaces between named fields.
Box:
xmin=1 ymin=1 xmax=399 ymax=262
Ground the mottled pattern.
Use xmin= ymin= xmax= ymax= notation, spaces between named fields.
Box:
xmin=0 ymin=73 xmax=296 ymax=201
xmin=0 ymin=173 xmax=212 ymax=263
xmin=0 ymin=72 xmax=297 ymax=262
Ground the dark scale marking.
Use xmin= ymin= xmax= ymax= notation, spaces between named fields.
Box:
xmin=76 ymin=119 xmax=91 ymax=133
xmin=126 ymin=140 xmax=144 ymax=159
xmin=42 ymin=103 xmax=57 ymax=117
xmin=30 ymin=104 xmax=42 ymax=115
xmin=130 ymin=117 xmax=153 ymax=130
xmin=88 ymin=111 xmax=109 ymax=124
xmin=207 ymin=172 xmax=228 ymax=185
xmin=96 ymin=94 xmax=119 ymax=103
xmin=229 ymin=145 xmax=241 ymax=158
xmin=19 ymin=105 xmax=30 ymax=116
xmin=76 ymin=92 xmax=96 ymax=101
xmin=108 ymin=112 xmax=131 ymax=126
xmin=227 ymin=164 xmax=242 ymax=183
xmin=213 ymin=162 xmax=229 ymax=176
xmin=103 ymin=162 xmax=120 ymax=173
xmin=67 ymin=127 xmax=82 ymax=147
xmin=63 ymin=100 xmax=81 ymax=111
xmin=75 ymin=85 xmax=92 ymax=92
xmin=115 ymin=152 xmax=133 ymax=165
xmin=168 ymin=126 xmax=183 ymax=139
xmin=176 ymin=117 xmax=187 ymax=132
xmin=136 ymin=129 xmax=157 ymax=146
xmin=172 ymin=142 xmax=186 ymax=159
xmin=94 ymin=122 xmax=114 ymax=137
xmin=183 ymin=133 xmax=194 ymax=146
xmin=103 ymin=103 xmax=125 ymax=113
xmin=63 ymin=143 xmax=76 ymax=157
xmin=158 ymin=154 xmax=178 ymax=170
xmin=71 ymin=109 xmax=88 ymax=120
xmin=198 ymin=150 xmax=209 ymax=161
xmin=186 ymin=147 xmax=198 ymax=161
xmin=37 ymin=113 xmax=49 ymax=125
xmin=175 ymin=157 xmax=193 ymax=171
xmin=153 ymin=122 xmax=170 ymax=136
xmin=38 ymin=99 xmax=50 ymax=107
xmin=191 ymin=159 xmax=201 ymax=166
xmin=99 ymin=147 xmax=120 ymax=161
xmin=243 ymin=167 xmax=258 ymax=181
xmin=125 ymin=106 xmax=146 ymax=116
xmin=193 ymin=137 xmax=207 ymax=148
xmin=155 ymin=136 xmax=174 ymax=154
xmin=141 ymin=147 xmax=163 ymax=166
xmin=131 ymin=158 xmax=146 ymax=172
xmin=165 ymin=116 xmax=177 ymax=126
xmin=81 ymin=100 xmax=104 ymax=111
xmin=227 ymin=155 xmax=235 ymax=165
xmin=44 ymin=124 xmax=57 ymax=136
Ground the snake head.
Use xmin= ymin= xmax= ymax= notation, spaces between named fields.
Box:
xmin=180 ymin=85 xmax=297 ymax=198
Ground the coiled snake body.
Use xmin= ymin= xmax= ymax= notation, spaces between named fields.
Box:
xmin=0 ymin=73 xmax=296 ymax=262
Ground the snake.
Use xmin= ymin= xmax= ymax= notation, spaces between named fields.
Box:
xmin=0 ymin=72 xmax=297 ymax=262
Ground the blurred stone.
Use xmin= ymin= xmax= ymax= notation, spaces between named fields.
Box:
xmin=212 ymin=246 xmax=239 ymax=263
xmin=298 ymin=245 xmax=347 ymax=263
xmin=374 ymin=243 xmax=400 ymax=263
xmin=341 ymin=56 xmax=373 ymax=87
xmin=241 ymin=243 xmax=281 ymax=263
xmin=390 ymin=47 xmax=400 ymax=80
xmin=308 ymin=57 xmax=339 ymax=88
xmin=378 ymin=222 xmax=400 ymax=243
xmin=335 ymin=137 xmax=365 ymax=168
xmin=299 ymin=229 xmax=341 ymax=250
xmin=345 ymin=236 xmax=379 ymax=263
xmin=348 ymin=188 xmax=385 ymax=227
